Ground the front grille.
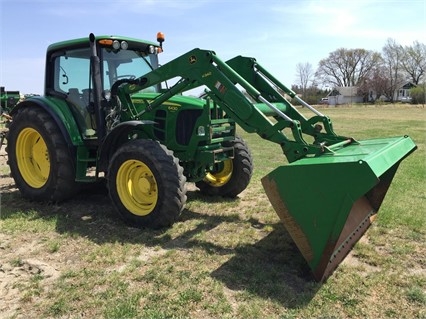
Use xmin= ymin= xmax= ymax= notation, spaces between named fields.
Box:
xmin=176 ymin=109 xmax=203 ymax=145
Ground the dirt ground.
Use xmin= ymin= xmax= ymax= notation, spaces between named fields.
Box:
xmin=1 ymin=148 xmax=22 ymax=318
xmin=0 ymin=146 xmax=189 ymax=318
xmin=0 ymin=147 xmax=69 ymax=318
xmin=1 ymin=147 xmax=40 ymax=318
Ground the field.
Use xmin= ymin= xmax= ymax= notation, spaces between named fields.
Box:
xmin=0 ymin=105 xmax=425 ymax=318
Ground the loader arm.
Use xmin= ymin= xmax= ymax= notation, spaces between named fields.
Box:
xmin=114 ymin=48 xmax=350 ymax=163
xmin=113 ymin=47 xmax=417 ymax=282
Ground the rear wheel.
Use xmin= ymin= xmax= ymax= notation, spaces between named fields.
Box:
xmin=7 ymin=107 xmax=77 ymax=201
xmin=196 ymin=136 xmax=253 ymax=197
xmin=108 ymin=139 xmax=186 ymax=228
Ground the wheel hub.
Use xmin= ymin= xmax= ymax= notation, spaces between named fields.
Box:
xmin=16 ymin=128 xmax=50 ymax=188
xmin=117 ymin=160 xmax=158 ymax=216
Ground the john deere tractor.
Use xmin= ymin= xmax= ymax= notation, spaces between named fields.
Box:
xmin=7 ymin=33 xmax=416 ymax=281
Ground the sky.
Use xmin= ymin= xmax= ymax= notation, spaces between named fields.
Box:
xmin=1 ymin=0 xmax=425 ymax=95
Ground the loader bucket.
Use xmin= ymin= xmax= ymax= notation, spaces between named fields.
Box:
xmin=261 ymin=135 xmax=416 ymax=282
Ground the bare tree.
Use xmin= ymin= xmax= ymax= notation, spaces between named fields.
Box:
xmin=295 ymin=62 xmax=314 ymax=95
xmin=401 ymin=41 xmax=426 ymax=85
xmin=315 ymin=48 xmax=381 ymax=87
xmin=381 ymin=38 xmax=407 ymax=102
xmin=359 ymin=64 xmax=390 ymax=102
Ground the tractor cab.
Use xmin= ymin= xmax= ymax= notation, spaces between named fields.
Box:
xmin=45 ymin=35 xmax=162 ymax=138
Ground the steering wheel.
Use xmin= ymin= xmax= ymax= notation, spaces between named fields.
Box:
xmin=110 ymin=75 xmax=141 ymax=96
xmin=115 ymin=75 xmax=136 ymax=80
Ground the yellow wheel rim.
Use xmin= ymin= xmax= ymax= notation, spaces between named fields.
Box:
xmin=16 ymin=128 xmax=50 ymax=188
xmin=204 ymin=159 xmax=233 ymax=187
xmin=116 ymin=160 xmax=158 ymax=216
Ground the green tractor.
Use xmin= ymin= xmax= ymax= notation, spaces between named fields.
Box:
xmin=7 ymin=33 xmax=252 ymax=228
xmin=7 ymin=33 xmax=416 ymax=281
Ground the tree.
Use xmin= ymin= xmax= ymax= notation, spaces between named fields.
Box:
xmin=358 ymin=65 xmax=390 ymax=103
xmin=295 ymin=62 xmax=314 ymax=95
xmin=291 ymin=83 xmax=328 ymax=105
xmin=381 ymin=38 xmax=405 ymax=102
xmin=401 ymin=41 xmax=426 ymax=85
xmin=315 ymin=48 xmax=381 ymax=87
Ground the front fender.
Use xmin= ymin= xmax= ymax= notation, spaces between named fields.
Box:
xmin=98 ymin=120 xmax=155 ymax=172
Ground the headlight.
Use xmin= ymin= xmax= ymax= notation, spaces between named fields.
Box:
xmin=112 ymin=40 xmax=120 ymax=50
xmin=197 ymin=126 xmax=206 ymax=136
xmin=120 ymin=41 xmax=128 ymax=50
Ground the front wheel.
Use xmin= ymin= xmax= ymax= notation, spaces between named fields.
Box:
xmin=107 ymin=139 xmax=187 ymax=228
xmin=196 ymin=136 xmax=253 ymax=197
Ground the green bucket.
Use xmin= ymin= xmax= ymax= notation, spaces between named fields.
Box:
xmin=261 ymin=135 xmax=417 ymax=281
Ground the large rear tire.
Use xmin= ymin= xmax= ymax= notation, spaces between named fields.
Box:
xmin=107 ymin=139 xmax=187 ymax=228
xmin=196 ymin=136 xmax=253 ymax=197
xmin=7 ymin=107 xmax=77 ymax=201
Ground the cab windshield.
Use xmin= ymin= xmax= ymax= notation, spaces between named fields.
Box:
xmin=102 ymin=48 xmax=159 ymax=93
xmin=53 ymin=47 xmax=159 ymax=95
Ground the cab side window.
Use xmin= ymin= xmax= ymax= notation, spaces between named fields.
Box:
xmin=54 ymin=48 xmax=91 ymax=95
xmin=53 ymin=48 xmax=96 ymax=137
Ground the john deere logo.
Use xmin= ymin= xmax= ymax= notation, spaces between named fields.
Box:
xmin=189 ymin=55 xmax=197 ymax=64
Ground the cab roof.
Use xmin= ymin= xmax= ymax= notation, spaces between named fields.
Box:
xmin=47 ymin=34 xmax=159 ymax=52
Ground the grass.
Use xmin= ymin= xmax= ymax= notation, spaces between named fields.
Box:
xmin=0 ymin=104 xmax=425 ymax=318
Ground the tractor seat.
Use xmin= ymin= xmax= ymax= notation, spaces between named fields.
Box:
xmin=67 ymin=88 xmax=96 ymax=137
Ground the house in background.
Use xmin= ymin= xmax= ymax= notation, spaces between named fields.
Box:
xmin=366 ymin=81 xmax=417 ymax=102
xmin=326 ymin=86 xmax=363 ymax=106
xmin=323 ymin=82 xmax=417 ymax=105
xmin=395 ymin=82 xmax=416 ymax=103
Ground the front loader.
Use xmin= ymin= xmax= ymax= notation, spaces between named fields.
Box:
xmin=7 ymin=33 xmax=416 ymax=281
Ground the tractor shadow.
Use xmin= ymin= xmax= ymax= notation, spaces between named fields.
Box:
xmin=1 ymin=184 xmax=320 ymax=307
xmin=209 ymin=225 xmax=319 ymax=307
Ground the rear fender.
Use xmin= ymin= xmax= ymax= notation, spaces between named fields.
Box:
xmin=10 ymin=96 xmax=84 ymax=149
xmin=98 ymin=120 xmax=155 ymax=172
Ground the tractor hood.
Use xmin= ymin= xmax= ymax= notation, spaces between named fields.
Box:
xmin=131 ymin=92 xmax=206 ymax=112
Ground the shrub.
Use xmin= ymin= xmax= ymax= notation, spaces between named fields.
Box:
xmin=410 ymin=84 xmax=426 ymax=104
